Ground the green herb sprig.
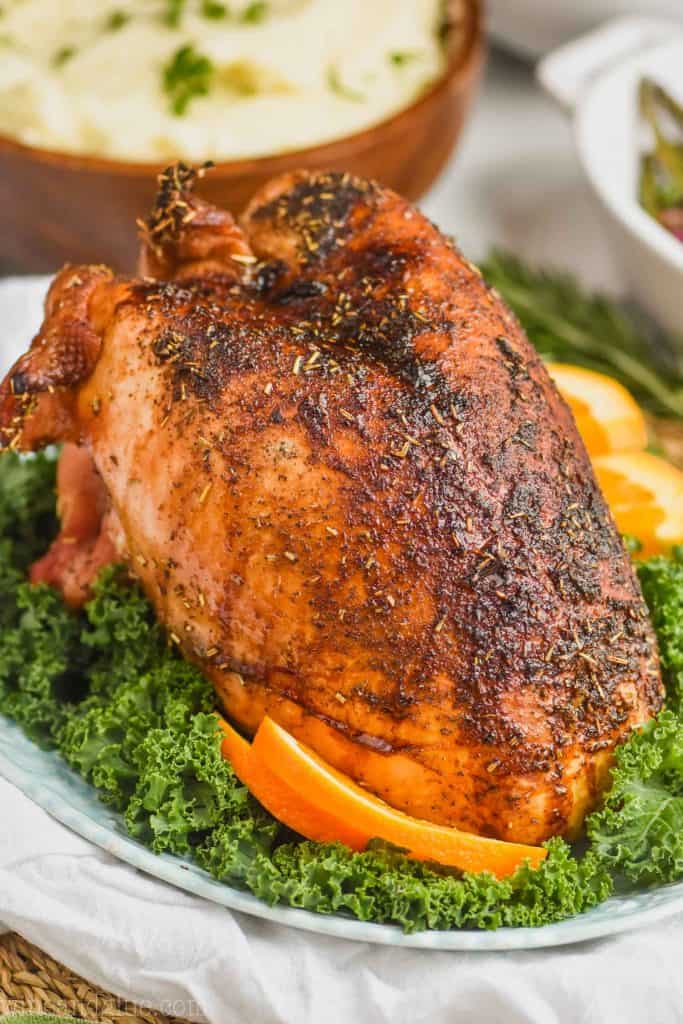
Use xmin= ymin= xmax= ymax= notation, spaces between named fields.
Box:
xmin=163 ymin=43 xmax=214 ymax=115
xmin=481 ymin=250 xmax=683 ymax=420
xmin=202 ymin=0 xmax=228 ymax=18
xmin=389 ymin=51 xmax=418 ymax=67
xmin=106 ymin=10 xmax=130 ymax=31
xmin=53 ymin=46 xmax=76 ymax=67
xmin=240 ymin=1 xmax=268 ymax=23
xmin=164 ymin=0 xmax=186 ymax=27
xmin=327 ymin=65 xmax=365 ymax=103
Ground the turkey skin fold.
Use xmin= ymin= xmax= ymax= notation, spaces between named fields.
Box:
xmin=0 ymin=167 xmax=663 ymax=846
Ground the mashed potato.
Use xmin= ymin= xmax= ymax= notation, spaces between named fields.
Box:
xmin=0 ymin=0 xmax=448 ymax=161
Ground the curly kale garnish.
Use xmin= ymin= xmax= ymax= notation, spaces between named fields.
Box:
xmin=587 ymin=711 xmax=683 ymax=884
xmin=638 ymin=548 xmax=683 ymax=709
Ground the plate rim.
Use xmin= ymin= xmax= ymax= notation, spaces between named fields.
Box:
xmin=3 ymin=714 xmax=683 ymax=951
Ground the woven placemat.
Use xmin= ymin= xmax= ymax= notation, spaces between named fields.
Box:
xmin=0 ymin=934 xmax=193 ymax=1023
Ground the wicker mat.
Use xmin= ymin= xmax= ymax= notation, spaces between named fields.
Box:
xmin=0 ymin=934 xmax=192 ymax=1024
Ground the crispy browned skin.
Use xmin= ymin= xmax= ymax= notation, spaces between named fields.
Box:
xmin=0 ymin=168 xmax=663 ymax=844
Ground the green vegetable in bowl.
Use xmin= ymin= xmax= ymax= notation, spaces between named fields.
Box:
xmin=639 ymin=78 xmax=683 ymax=244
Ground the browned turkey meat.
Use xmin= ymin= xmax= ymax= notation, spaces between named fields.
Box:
xmin=0 ymin=166 xmax=663 ymax=844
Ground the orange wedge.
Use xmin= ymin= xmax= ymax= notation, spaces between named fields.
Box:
xmin=593 ymin=451 xmax=683 ymax=555
xmin=218 ymin=714 xmax=547 ymax=878
xmin=217 ymin=716 xmax=369 ymax=849
xmin=547 ymin=363 xmax=648 ymax=456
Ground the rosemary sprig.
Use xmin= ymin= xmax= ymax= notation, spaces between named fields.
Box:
xmin=481 ymin=250 xmax=683 ymax=420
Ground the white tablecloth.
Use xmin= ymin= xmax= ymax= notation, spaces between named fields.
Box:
xmin=2 ymin=54 xmax=681 ymax=1024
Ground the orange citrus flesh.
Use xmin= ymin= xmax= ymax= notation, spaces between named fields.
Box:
xmin=593 ymin=451 xmax=683 ymax=556
xmin=547 ymin=363 xmax=648 ymax=457
xmin=217 ymin=714 xmax=547 ymax=878
xmin=217 ymin=716 xmax=368 ymax=849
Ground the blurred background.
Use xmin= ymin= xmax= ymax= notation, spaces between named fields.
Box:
xmin=422 ymin=46 xmax=621 ymax=286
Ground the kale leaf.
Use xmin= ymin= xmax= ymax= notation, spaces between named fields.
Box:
xmin=638 ymin=548 xmax=683 ymax=709
xmin=587 ymin=710 xmax=683 ymax=883
xmin=0 ymin=451 xmax=58 ymax=570
xmin=207 ymin=836 xmax=611 ymax=933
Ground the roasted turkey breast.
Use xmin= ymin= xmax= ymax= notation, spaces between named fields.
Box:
xmin=0 ymin=166 xmax=663 ymax=844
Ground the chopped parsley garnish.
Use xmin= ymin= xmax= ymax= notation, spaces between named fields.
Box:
xmin=437 ymin=0 xmax=451 ymax=45
xmin=327 ymin=65 xmax=365 ymax=103
xmin=240 ymin=1 xmax=268 ymax=24
xmin=53 ymin=46 xmax=76 ymax=68
xmin=163 ymin=43 xmax=215 ymax=116
xmin=106 ymin=10 xmax=130 ymax=31
xmin=389 ymin=50 xmax=419 ymax=67
xmin=164 ymin=0 xmax=186 ymax=28
xmin=202 ymin=0 xmax=229 ymax=18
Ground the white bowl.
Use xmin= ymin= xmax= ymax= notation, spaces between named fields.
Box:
xmin=539 ymin=19 xmax=683 ymax=341
xmin=489 ymin=0 xmax=682 ymax=59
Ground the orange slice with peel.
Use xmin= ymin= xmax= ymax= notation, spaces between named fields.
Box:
xmin=547 ymin=363 xmax=648 ymax=456
xmin=218 ymin=714 xmax=546 ymax=878
xmin=217 ymin=715 xmax=367 ymax=848
xmin=593 ymin=451 xmax=683 ymax=555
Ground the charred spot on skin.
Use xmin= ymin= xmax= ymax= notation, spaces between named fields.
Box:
xmin=10 ymin=372 xmax=30 ymax=396
xmin=152 ymin=315 xmax=268 ymax=403
xmin=273 ymin=279 xmax=328 ymax=305
xmin=496 ymin=336 xmax=529 ymax=383
xmin=349 ymin=242 xmax=414 ymax=282
xmin=253 ymin=259 xmax=288 ymax=295
xmin=251 ymin=171 xmax=377 ymax=264
xmin=297 ymin=393 xmax=330 ymax=445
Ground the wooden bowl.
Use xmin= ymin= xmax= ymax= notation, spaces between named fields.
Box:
xmin=0 ymin=0 xmax=483 ymax=274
